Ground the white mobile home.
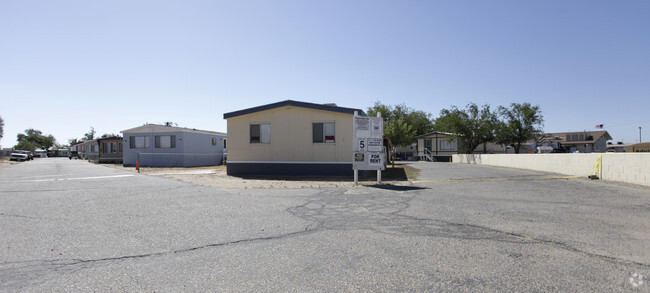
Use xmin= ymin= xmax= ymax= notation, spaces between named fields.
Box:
xmin=223 ymin=100 xmax=366 ymax=176
xmin=79 ymin=140 xmax=99 ymax=160
xmin=121 ymin=124 xmax=226 ymax=167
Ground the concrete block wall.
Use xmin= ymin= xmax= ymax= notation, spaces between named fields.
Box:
xmin=453 ymin=153 xmax=650 ymax=187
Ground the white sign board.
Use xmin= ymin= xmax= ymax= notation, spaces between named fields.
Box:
xmin=368 ymin=153 xmax=383 ymax=166
xmin=353 ymin=152 xmax=385 ymax=169
xmin=371 ymin=117 xmax=383 ymax=137
xmin=367 ymin=137 xmax=383 ymax=152
xmin=354 ymin=116 xmax=370 ymax=139
xmin=353 ymin=114 xmax=385 ymax=171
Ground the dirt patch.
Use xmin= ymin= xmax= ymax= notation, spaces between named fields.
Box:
xmin=103 ymin=163 xmax=416 ymax=189
xmin=0 ymin=158 xmax=18 ymax=170
xmin=402 ymin=163 xmax=421 ymax=180
xmin=383 ymin=163 xmax=420 ymax=181
xmin=104 ymin=164 xmax=224 ymax=174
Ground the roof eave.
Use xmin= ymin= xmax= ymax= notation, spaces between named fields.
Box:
xmin=121 ymin=124 xmax=225 ymax=136
xmin=415 ymin=131 xmax=457 ymax=138
xmin=223 ymin=100 xmax=366 ymax=119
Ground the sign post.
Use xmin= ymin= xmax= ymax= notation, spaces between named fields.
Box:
xmin=353 ymin=111 xmax=385 ymax=185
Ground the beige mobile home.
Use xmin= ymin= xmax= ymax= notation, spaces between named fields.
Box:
xmin=416 ymin=132 xmax=460 ymax=161
xmin=223 ymin=100 xmax=365 ymax=176
xmin=626 ymin=142 xmax=650 ymax=152
xmin=540 ymin=131 xmax=612 ymax=153
xmin=416 ymin=131 xmax=510 ymax=161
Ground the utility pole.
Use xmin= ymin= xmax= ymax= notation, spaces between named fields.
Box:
xmin=640 ymin=127 xmax=642 ymax=143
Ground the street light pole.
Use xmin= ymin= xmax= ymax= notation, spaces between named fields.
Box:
xmin=640 ymin=127 xmax=642 ymax=143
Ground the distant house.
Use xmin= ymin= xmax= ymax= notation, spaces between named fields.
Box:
xmin=606 ymin=142 xmax=629 ymax=152
xmin=121 ymin=124 xmax=226 ymax=167
xmin=50 ymin=148 xmax=70 ymax=157
xmin=96 ymin=137 xmax=123 ymax=164
xmin=34 ymin=149 xmax=48 ymax=158
xmin=416 ymin=132 xmax=459 ymax=161
xmin=625 ymin=142 xmax=650 ymax=152
xmin=223 ymin=100 xmax=365 ymax=176
xmin=416 ymin=130 xmax=613 ymax=158
xmin=539 ymin=131 xmax=612 ymax=153
xmin=79 ymin=140 xmax=99 ymax=160
xmin=416 ymin=132 xmax=508 ymax=161
xmin=69 ymin=142 xmax=82 ymax=154
xmin=394 ymin=143 xmax=417 ymax=161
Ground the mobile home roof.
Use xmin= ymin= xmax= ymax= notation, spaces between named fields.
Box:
xmin=223 ymin=100 xmax=366 ymax=119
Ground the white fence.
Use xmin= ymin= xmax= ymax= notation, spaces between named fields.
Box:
xmin=453 ymin=153 xmax=650 ymax=187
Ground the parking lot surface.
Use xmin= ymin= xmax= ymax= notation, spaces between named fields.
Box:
xmin=0 ymin=158 xmax=648 ymax=291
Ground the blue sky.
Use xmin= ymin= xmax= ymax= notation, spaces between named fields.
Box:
xmin=2 ymin=0 xmax=649 ymax=148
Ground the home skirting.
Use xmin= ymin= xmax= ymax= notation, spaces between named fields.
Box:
xmin=227 ymin=162 xmax=358 ymax=177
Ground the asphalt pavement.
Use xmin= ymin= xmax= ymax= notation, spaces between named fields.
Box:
xmin=0 ymin=158 xmax=648 ymax=291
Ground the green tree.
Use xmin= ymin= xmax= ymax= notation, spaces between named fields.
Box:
xmin=367 ymin=102 xmax=393 ymax=122
xmin=407 ymin=109 xmax=436 ymax=136
xmin=99 ymin=133 xmax=121 ymax=139
xmin=68 ymin=138 xmax=83 ymax=145
xmin=42 ymin=135 xmax=55 ymax=150
xmin=384 ymin=117 xmax=414 ymax=148
xmin=15 ymin=141 xmax=37 ymax=152
xmin=163 ymin=121 xmax=178 ymax=127
xmin=435 ymin=103 xmax=497 ymax=154
xmin=83 ymin=127 xmax=96 ymax=141
xmin=0 ymin=115 xmax=4 ymax=141
xmin=495 ymin=103 xmax=544 ymax=154
xmin=16 ymin=128 xmax=56 ymax=151
xmin=367 ymin=102 xmax=434 ymax=147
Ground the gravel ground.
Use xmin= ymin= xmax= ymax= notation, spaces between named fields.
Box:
xmin=104 ymin=162 xmax=416 ymax=189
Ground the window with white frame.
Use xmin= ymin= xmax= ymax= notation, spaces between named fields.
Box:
xmin=440 ymin=140 xmax=455 ymax=151
xmin=155 ymin=135 xmax=176 ymax=148
xmin=130 ymin=136 xmax=150 ymax=149
xmin=313 ymin=122 xmax=335 ymax=143
xmin=250 ymin=124 xmax=271 ymax=144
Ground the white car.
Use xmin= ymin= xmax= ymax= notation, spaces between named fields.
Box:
xmin=9 ymin=151 xmax=29 ymax=161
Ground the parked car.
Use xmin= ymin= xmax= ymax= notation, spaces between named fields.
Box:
xmin=9 ymin=151 xmax=29 ymax=161
xmin=23 ymin=151 xmax=34 ymax=160
xmin=16 ymin=150 xmax=34 ymax=160
xmin=69 ymin=151 xmax=80 ymax=160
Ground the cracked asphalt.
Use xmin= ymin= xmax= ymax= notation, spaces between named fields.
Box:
xmin=1 ymin=158 xmax=649 ymax=292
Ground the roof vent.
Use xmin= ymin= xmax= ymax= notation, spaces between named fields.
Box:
xmin=323 ymin=103 xmax=337 ymax=107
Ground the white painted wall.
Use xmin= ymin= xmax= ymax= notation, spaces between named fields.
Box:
xmin=453 ymin=153 xmax=650 ymax=187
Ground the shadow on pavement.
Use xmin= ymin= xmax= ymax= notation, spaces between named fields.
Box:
xmin=367 ymin=184 xmax=428 ymax=191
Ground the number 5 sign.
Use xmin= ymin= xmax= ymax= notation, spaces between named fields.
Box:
xmin=353 ymin=110 xmax=385 ymax=185
xmin=352 ymin=111 xmax=385 ymax=175
xmin=357 ymin=138 xmax=366 ymax=152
